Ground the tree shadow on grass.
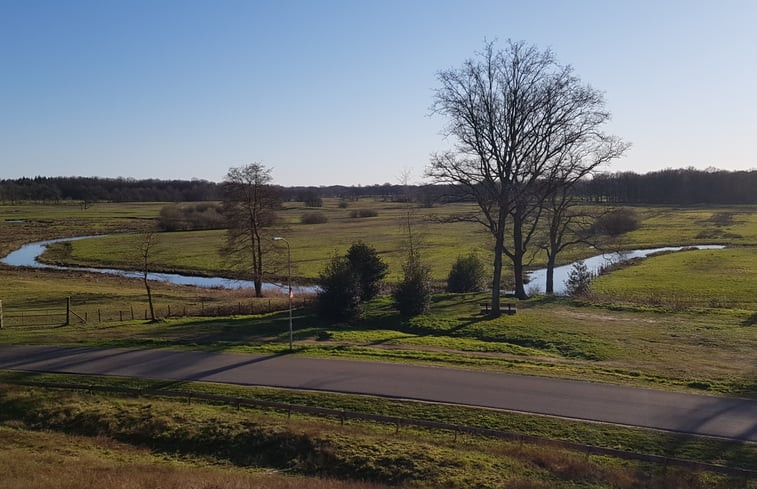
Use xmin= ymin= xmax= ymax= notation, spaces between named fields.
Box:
xmin=742 ymin=312 xmax=757 ymax=326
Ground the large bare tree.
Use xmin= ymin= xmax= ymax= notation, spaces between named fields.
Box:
xmin=222 ymin=163 xmax=279 ymax=297
xmin=428 ymin=40 xmax=625 ymax=313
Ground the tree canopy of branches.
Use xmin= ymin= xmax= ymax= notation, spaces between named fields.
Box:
xmin=221 ymin=163 xmax=280 ymax=297
xmin=428 ymin=40 xmax=626 ymax=312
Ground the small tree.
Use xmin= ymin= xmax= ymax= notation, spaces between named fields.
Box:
xmin=393 ymin=251 xmax=431 ymax=317
xmin=447 ymin=253 xmax=486 ymax=293
xmin=346 ymin=241 xmax=388 ymax=301
xmin=565 ymin=261 xmax=593 ymax=297
xmin=138 ymin=232 xmax=159 ymax=322
xmin=316 ymin=255 xmax=362 ymax=321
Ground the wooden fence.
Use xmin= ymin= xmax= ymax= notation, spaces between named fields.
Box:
xmin=10 ymin=380 xmax=757 ymax=484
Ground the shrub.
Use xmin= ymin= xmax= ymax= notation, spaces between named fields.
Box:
xmin=447 ymin=253 xmax=486 ymax=293
xmin=591 ymin=208 xmax=640 ymax=236
xmin=300 ymin=212 xmax=328 ymax=224
xmin=393 ymin=251 xmax=431 ymax=317
xmin=349 ymin=209 xmax=378 ymax=218
xmin=298 ymin=190 xmax=323 ymax=207
xmin=338 ymin=200 xmax=349 ymax=208
xmin=316 ymin=255 xmax=362 ymax=321
xmin=158 ymin=203 xmax=225 ymax=231
xmin=565 ymin=261 xmax=593 ymax=297
xmin=346 ymin=241 xmax=388 ymax=301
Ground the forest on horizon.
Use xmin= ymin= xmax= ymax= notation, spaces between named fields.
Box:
xmin=1 ymin=167 xmax=756 ymax=205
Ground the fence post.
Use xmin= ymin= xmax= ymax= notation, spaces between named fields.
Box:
xmin=65 ymin=297 xmax=71 ymax=326
xmin=131 ymin=306 xmax=134 ymax=320
xmin=0 ymin=300 xmax=3 ymax=329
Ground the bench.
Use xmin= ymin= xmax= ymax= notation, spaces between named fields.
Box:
xmin=480 ymin=302 xmax=517 ymax=315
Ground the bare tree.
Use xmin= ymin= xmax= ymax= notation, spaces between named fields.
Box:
xmin=222 ymin=163 xmax=279 ymax=297
xmin=542 ymin=143 xmax=627 ymax=294
xmin=138 ymin=232 xmax=159 ymax=322
xmin=428 ymin=40 xmax=625 ymax=313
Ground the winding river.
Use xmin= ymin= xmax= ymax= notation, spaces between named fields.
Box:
xmin=0 ymin=236 xmax=312 ymax=294
xmin=1 ymin=237 xmax=724 ymax=295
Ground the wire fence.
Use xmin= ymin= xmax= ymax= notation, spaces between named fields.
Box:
xmin=0 ymin=297 xmax=310 ymax=329
xmin=10 ymin=380 xmax=757 ymax=483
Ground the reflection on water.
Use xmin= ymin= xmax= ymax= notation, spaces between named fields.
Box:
xmin=1 ymin=236 xmax=316 ymax=294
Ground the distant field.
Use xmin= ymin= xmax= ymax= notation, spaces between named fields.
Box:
xmin=16 ymin=200 xmax=757 ymax=284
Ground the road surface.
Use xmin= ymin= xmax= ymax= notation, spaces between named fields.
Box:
xmin=1 ymin=344 xmax=756 ymax=442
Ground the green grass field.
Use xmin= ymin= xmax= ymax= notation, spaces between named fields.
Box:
xmin=593 ymin=247 xmax=757 ymax=309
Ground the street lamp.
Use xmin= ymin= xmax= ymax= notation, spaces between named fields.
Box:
xmin=272 ymin=236 xmax=293 ymax=351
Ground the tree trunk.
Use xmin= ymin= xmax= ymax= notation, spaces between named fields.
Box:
xmin=490 ymin=235 xmax=504 ymax=317
xmin=512 ymin=215 xmax=528 ymax=300
xmin=144 ymin=277 xmax=155 ymax=321
xmin=545 ymin=252 xmax=556 ymax=295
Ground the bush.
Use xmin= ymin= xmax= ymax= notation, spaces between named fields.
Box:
xmin=565 ymin=261 xmax=593 ymax=296
xmin=316 ymin=255 xmax=362 ymax=321
xmin=393 ymin=251 xmax=431 ymax=317
xmin=447 ymin=253 xmax=486 ymax=293
xmin=346 ymin=241 xmax=388 ymax=301
xmin=298 ymin=190 xmax=323 ymax=207
xmin=349 ymin=209 xmax=378 ymax=218
xmin=592 ymin=208 xmax=640 ymax=236
xmin=338 ymin=200 xmax=349 ymax=209
xmin=316 ymin=242 xmax=388 ymax=321
xmin=158 ymin=203 xmax=225 ymax=231
xmin=300 ymin=212 xmax=328 ymax=224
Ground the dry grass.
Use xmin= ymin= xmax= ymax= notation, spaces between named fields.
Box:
xmin=0 ymin=425 xmax=389 ymax=489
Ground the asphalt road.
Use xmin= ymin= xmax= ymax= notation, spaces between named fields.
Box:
xmin=1 ymin=344 xmax=756 ymax=442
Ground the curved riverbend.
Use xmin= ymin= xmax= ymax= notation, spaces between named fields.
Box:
xmin=526 ymin=245 xmax=726 ymax=295
xmin=0 ymin=236 xmax=313 ymax=294
xmin=1 ymin=237 xmax=724 ymax=295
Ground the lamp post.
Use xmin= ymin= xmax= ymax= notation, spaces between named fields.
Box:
xmin=272 ymin=237 xmax=292 ymax=351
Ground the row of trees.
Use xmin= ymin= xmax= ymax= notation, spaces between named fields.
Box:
xmin=577 ymin=168 xmax=757 ymax=204
xmin=4 ymin=169 xmax=756 ymax=207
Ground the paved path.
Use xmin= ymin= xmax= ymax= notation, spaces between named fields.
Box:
xmin=1 ymin=344 xmax=756 ymax=442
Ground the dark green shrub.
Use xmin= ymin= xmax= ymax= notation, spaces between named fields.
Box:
xmin=393 ymin=251 xmax=431 ymax=317
xmin=565 ymin=261 xmax=593 ymax=296
xmin=316 ymin=255 xmax=362 ymax=321
xmin=300 ymin=212 xmax=328 ymax=224
xmin=446 ymin=253 xmax=486 ymax=293
xmin=346 ymin=241 xmax=388 ymax=301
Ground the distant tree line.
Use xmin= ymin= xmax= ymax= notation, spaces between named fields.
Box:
xmin=0 ymin=176 xmax=222 ymax=203
xmin=578 ymin=168 xmax=757 ymax=204
xmin=2 ymin=168 xmax=756 ymax=206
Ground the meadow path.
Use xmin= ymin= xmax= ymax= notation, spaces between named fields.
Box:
xmin=1 ymin=344 xmax=756 ymax=442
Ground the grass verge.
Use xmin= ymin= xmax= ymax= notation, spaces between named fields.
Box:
xmin=1 ymin=372 xmax=755 ymax=488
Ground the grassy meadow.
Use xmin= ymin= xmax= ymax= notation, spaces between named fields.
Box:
xmin=2 ymin=199 xmax=757 ymax=397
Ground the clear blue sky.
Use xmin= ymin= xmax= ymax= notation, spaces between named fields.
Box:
xmin=1 ymin=0 xmax=755 ymax=186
